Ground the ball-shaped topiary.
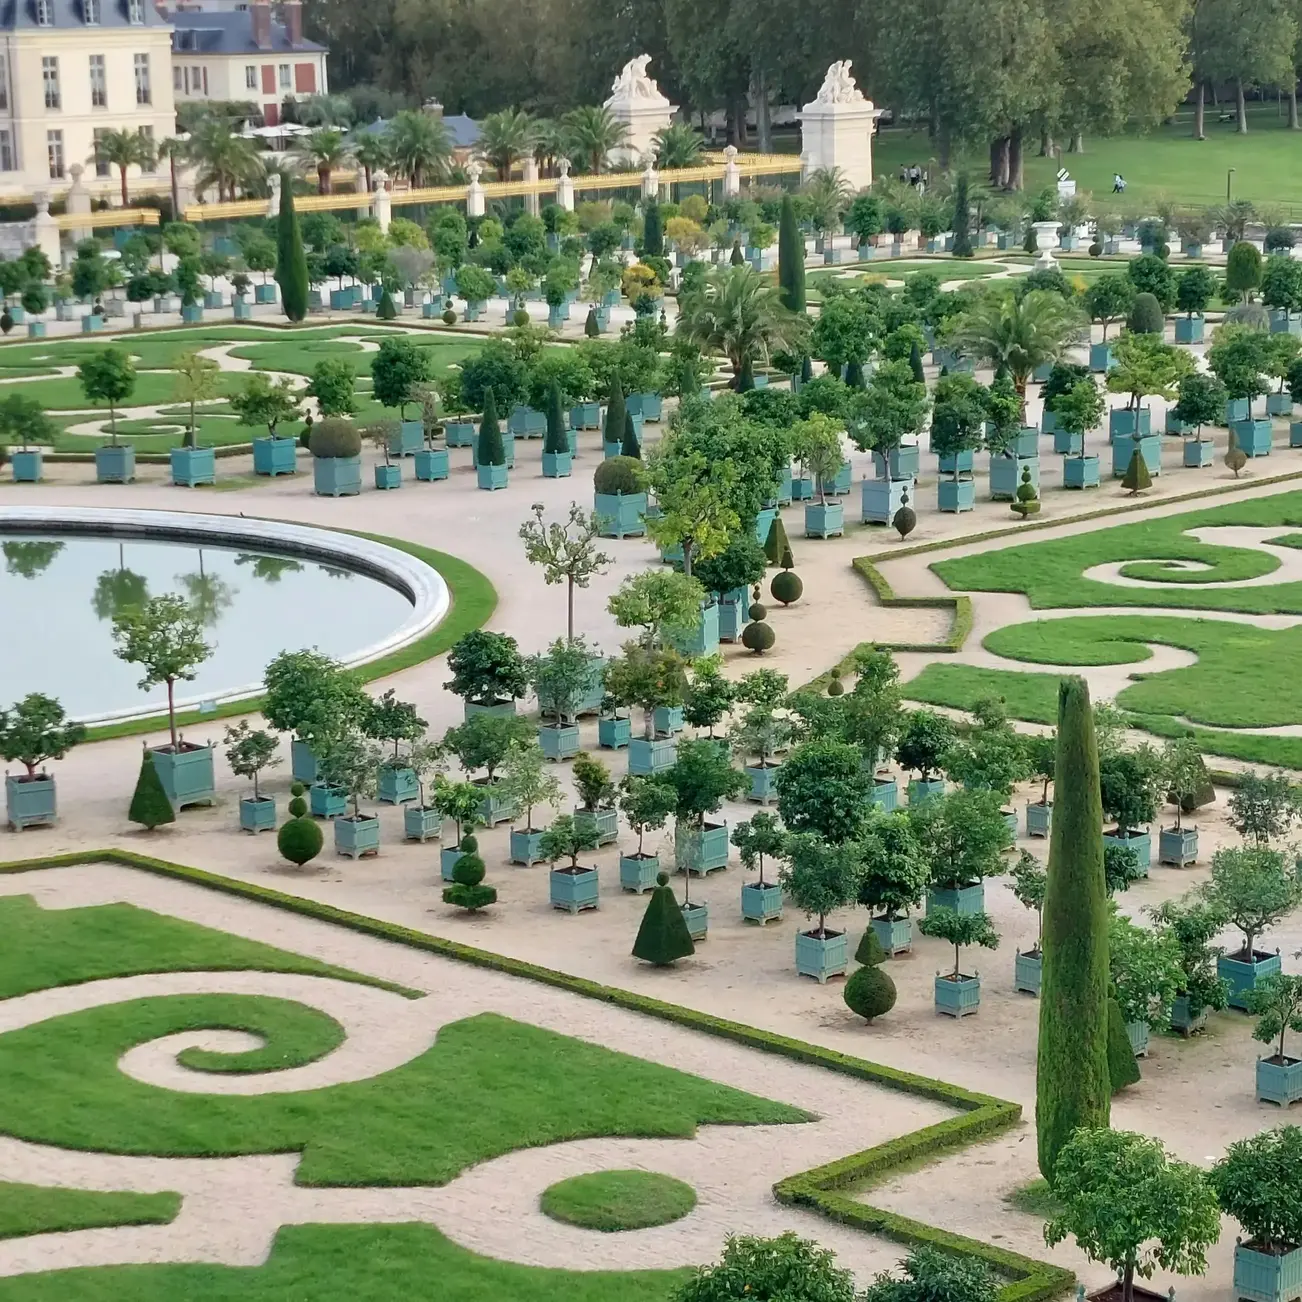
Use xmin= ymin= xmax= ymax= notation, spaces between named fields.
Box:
xmin=459 ymin=833 xmax=478 ymax=853
xmin=1127 ymin=291 xmax=1165 ymax=335
xmin=827 ymin=673 xmax=844 ymax=697
xmin=288 ymin=794 xmax=307 ymax=818
xmin=512 ymin=308 xmax=530 ymax=328
xmin=748 ymin=601 xmax=768 ymax=620
xmin=843 ymin=962 xmax=897 ymax=1021
xmin=278 ymin=816 xmax=323 ymax=866
xmin=594 ymin=455 xmax=649 ymax=496
xmin=770 ymin=569 xmax=803 ymax=606
xmin=442 ymin=308 xmax=457 ymax=325
xmin=309 ymin=417 xmax=362 ymax=459
xmin=1088 ymin=241 xmax=1102 ymax=258
xmin=741 ymin=616 xmax=775 ymax=654
xmin=656 ymin=870 xmax=670 ymax=886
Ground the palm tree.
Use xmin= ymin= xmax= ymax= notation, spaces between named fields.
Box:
xmin=292 ymin=127 xmax=351 ymax=195
xmin=802 ymin=166 xmax=853 ymax=233
xmin=157 ymin=135 xmax=187 ymax=219
xmin=387 ymin=110 xmax=453 ymax=188
xmin=950 ymin=289 xmax=1087 ymax=412
xmin=90 ymin=129 xmax=156 ymax=207
xmin=531 ymin=117 xmax=567 ymax=177
xmin=477 ymin=109 xmax=534 ymax=180
xmin=676 ymin=265 xmax=807 ymax=384
xmin=351 ymin=129 xmax=392 ymax=192
xmin=653 ymin=121 xmax=705 ymax=169
xmin=562 ymin=105 xmax=629 ymax=174
xmin=296 ymin=93 xmax=353 ymax=128
xmin=186 ymin=118 xmax=260 ymax=202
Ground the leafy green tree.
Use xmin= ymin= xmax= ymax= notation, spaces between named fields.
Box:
xmin=477 ymin=387 xmax=505 ymax=467
xmin=77 ymin=347 xmax=136 ymax=444
xmin=609 ymin=569 xmax=708 ymax=651
xmin=1171 ymin=372 xmax=1225 ymax=441
xmin=861 ymin=1247 xmax=997 ymax=1302
xmin=1083 ymin=274 xmax=1134 ymax=339
xmin=441 ymin=713 xmax=532 ymax=785
xmin=858 ymin=809 xmax=929 ymax=921
xmin=1126 ymin=253 xmax=1177 ymax=312
xmin=896 ymin=709 xmax=956 ymax=782
xmin=262 ymin=649 xmax=368 ymax=747
xmin=1201 ymin=845 xmax=1302 ymax=962
xmin=127 ymin=751 xmax=175 ymax=830
xmin=632 ymin=870 xmax=695 ymax=965
xmin=731 ymin=809 xmax=786 ymax=887
xmin=1176 ymin=265 xmax=1216 ymax=318
xmin=1228 ymin=770 xmax=1299 ymax=846
xmin=1226 ymin=240 xmax=1264 ymax=301
xmin=1146 ymin=892 xmax=1230 ymax=1019
xmin=1110 ymin=911 xmax=1182 ymax=1031
xmin=940 ymin=696 xmax=1028 ymax=802
xmin=909 ymin=787 xmax=1010 ymax=891
xmin=0 ymin=392 xmax=56 ymax=452
xmin=644 ymin=439 xmax=739 ymax=578
xmin=444 ymin=630 xmax=528 ymax=707
xmin=0 ymin=693 xmax=85 ymax=776
xmin=370 ymin=338 xmax=432 ymax=419
xmin=619 ymin=775 xmax=676 ymax=859
xmin=306 ymin=357 xmax=356 ymax=418
xmin=539 ymin=811 xmax=601 ymax=870
xmin=171 ymin=349 xmax=221 ymax=450
xmin=1098 ymin=748 xmax=1160 ymax=835
xmin=230 ymin=373 xmax=302 ymax=440
xmin=662 ymin=738 xmax=747 ymax=901
xmin=918 ymin=906 xmax=999 ymax=977
xmin=1250 ymin=972 xmax=1302 ymax=1063
xmin=1037 ymin=677 xmax=1111 ymax=1180
xmin=222 ymin=719 xmax=280 ymax=799
xmin=776 ymin=738 xmax=872 ymax=845
xmin=1210 ymin=1125 xmax=1302 ymax=1255
xmin=1107 ymin=332 xmax=1194 ymax=411
xmin=779 ymin=831 xmax=861 ymax=939
xmin=518 ymin=502 xmax=611 ymax=640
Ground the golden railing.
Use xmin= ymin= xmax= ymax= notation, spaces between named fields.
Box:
xmin=55 ymin=208 xmax=160 ymax=229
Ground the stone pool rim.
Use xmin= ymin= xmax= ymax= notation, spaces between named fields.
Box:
xmin=0 ymin=506 xmax=450 ymax=726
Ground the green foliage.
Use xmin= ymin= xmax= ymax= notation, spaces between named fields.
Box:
xmin=0 ymin=693 xmax=85 ymax=776
xmin=1170 ymin=371 xmax=1225 ymax=434
xmin=619 ymin=776 xmax=676 ymax=856
xmin=273 ymin=179 xmax=309 ymax=321
xmin=1109 ymin=912 xmax=1181 ymax=1030
xmin=1208 ymin=323 xmax=1270 ymax=401
xmin=308 ymin=417 xmax=361 ymax=458
xmin=674 ymin=1231 xmax=857 ymax=1302
xmin=862 ymin=1247 xmax=997 ymax=1302
xmin=128 ymin=752 xmax=175 ymax=830
xmin=896 ymin=709 xmax=957 ymax=782
xmin=844 ymin=958 xmax=897 ymax=1021
xmin=477 ymin=388 xmax=505 ymax=466
xmin=1210 ymin=1125 xmax=1302 ymax=1252
xmin=1120 ymin=446 xmax=1151 ymax=494
xmin=941 ymin=696 xmax=1029 ymax=800
xmin=778 ymin=195 xmax=806 ymax=314
xmin=222 ymin=720 xmax=280 ymax=799
xmin=1106 ymin=996 xmax=1142 ymax=1091
xmin=776 ymin=738 xmax=871 ymax=844
xmin=541 ymin=1169 xmax=696 ymax=1232
xmin=1145 ymin=893 xmax=1229 ymax=1018
xmin=1227 ymin=771 xmax=1299 ymax=846
xmin=779 ymin=832 xmax=861 ymax=936
xmin=77 ymin=347 xmax=136 ymax=442
xmin=539 ymin=811 xmax=601 ymax=868
xmin=370 ymin=337 xmax=432 ymax=417
xmin=1037 ymin=677 xmax=1110 ymax=1181
xmin=1176 ymin=266 xmax=1216 ymax=317
xmin=1127 ymin=292 xmax=1165 ymax=335
xmin=110 ymin=594 xmax=212 ymax=747
xmin=1098 ymin=749 xmax=1159 ymax=833
xmin=1225 ymin=241 xmax=1264 ymax=301
xmin=1126 ymin=254 xmax=1176 ymax=311
xmin=543 ymin=381 xmax=568 ymax=455
xmin=277 ymin=815 xmax=323 ymax=866
xmin=442 ymin=847 xmax=497 ymax=911
xmin=918 ymin=907 xmax=999 ymax=977
xmin=593 ymin=455 xmax=648 ymax=496
xmin=441 ymin=713 xmax=532 ymax=783
xmin=609 ymin=569 xmax=707 ymax=650
xmin=261 ymin=649 xmax=367 ymax=743
xmin=1201 ymin=845 xmax=1302 ymax=958
xmin=1249 ymin=972 xmax=1302 ymax=1061
xmin=229 ymin=373 xmax=302 ymax=438
xmin=1082 ymin=274 xmax=1134 ymax=336
xmin=632 ymin=872 xmax=695 ymax=965
xmin=306 ymin=357 xmax=357 ymax=417
xmin=731 ymin=810 xmax=786 ymax=887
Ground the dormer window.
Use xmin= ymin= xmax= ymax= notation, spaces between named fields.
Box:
xmin=128 ymin=0 xmax=143 ymax=22
xmin=35 ymin=0 xmax=52 ymax=26
xmin=83 ymin=0 xmax=100 ymax=24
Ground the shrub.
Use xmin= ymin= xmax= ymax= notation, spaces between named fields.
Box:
xmin=442 ymin=847 xmax=497 ymax=911
xmin=1209 ymin=1125 xmax=1302 ymax=1251
xmin=309 ymin=417 xmax=361 ymax=459
xmin=277 ymin=815 xmax=323 ymax=865
xmin=770 ymin=570 xmax=803 ymax=606
xmin=1107 ymin=996 xmax=1142 ymax=1090
xmin=632 ymin=871 xmax=695 ymax=965
xmin=676 ymin=1231 xmax=857 ymax=1302
xmin=442 ymin=308 xmax=457 ymax=325
xmin=128 ymin=753 xmax=175 ymax=830
xmin=1127 ymin=292 xmax=1165 ymax=335
xmin=512 ymin=308 xmax=530 ymax=328
xmin=594 ymin=455 xmax=648 ymax=496
xmin=843 ymin=963 xmax=896 ymax=1021
xmin=742 ymin=609 xmax=775 ymax=654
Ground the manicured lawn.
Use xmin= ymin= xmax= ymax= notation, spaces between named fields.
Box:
xmin=0 ymin=1223 xmax=692 ymax=1302
xmin=1 ymin=370 xmax=246 ymax=412
xmin=540 ymin=1170 xmax=697 ymax=1232
xmin=0 ymin=1183 xmax=179 ymax=1242
xmin=173 ymin=996 xmax=344 ymax=1075
xmin=229 ymin=337 xmax=478 ymax=380
xmin=75 ymin=415 xmax=253 ymax=452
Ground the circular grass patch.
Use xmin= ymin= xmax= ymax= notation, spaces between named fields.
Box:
xmin=539 ymin=1170 xmax=696 ymax=1232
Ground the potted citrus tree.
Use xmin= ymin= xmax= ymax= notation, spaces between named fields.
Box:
xmin=1159 ymin=735 xmax=1209 ymax=867
xmin=859 ymin=809 xmax=928 ymax=957
xmin=499 ymin=738 xmax=561 ymax=867
xmin=365 ymin=688 xmax=426 ymax=805
xmin=230 ymin=373 xmax=302 ymax=477
xmin=401 ymin=740 xmax=446 ymax=844
xmin=1249 ymin=975 xmax=1302 ymax=1106
xmin=432 ymin=775 xmax=483 ymax=880
xmin=309 ymin=417 xmax=363 ymax=497
xmin=895 ymin=709 xmax=954 ymax=804
xmin=781 ymin=831 xmax=861 ymax=981
xmin=0 ymin=693 xmax=84 ymax=830
xmin=617 ymin=774 xmax=675 ymax=893
xmin=262 ymin=649 xmax=369 ymax=785
xmin=1010 ymin=850 xmax=1046 ymax=994
xmin=918 ymin=906 xmax=999 ymax=1016
xmin=1145 ymin=892 xmax=1229 ymax=1035
xmin=317 ymin=726 xmax=383 ymax=859
xmin=912 ymin=787 xmax=1011 ymax=916
xmin=530 ymin=637 xmax=593 ymax=762
xmin=441 ymin=712 xmax=531 ymax=829
xmin=1100 ymin=748 xmax=1160 ymax=874
xmin=444 ymin=630 xmax=528 ymax=721
xmin=572 ymin=750 xmax=618 ymax=847
xmin=1109 ymin=910 xmax=1182 ymax=1057
xmin=223 ymin=720 xmax=280 ymax=833
xmin=593 ymin=455 xmax=649 ymax=539
xmin=732 ymin=808 xmax=787 ymax=924
xmin=730 ymin=668 xmax=792 ymax=805
xmin=540 ymin=812 xmax=602 ymax=913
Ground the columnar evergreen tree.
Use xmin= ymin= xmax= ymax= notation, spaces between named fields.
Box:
xmin=1037 ymin=676 xmax=1110 ymax=1181
xmin=643 ymin=202 xmax=664 ymax=257
xmin=778 ymin=194 xmax=806 ymax=314
xmin=543 ymin=381 xmax=568 ymax=455
xmin=274 ymin=172 xmax=308 ymax=322
xmin=478 ymin=388 xmax=505 ymax=466
xmin=951 ymin=172 xmax=973 ymax=258
xmin=604 ymin=375 xmax=626 ymax=446
xmin=621 ymin=409 xmax=641 ymax=458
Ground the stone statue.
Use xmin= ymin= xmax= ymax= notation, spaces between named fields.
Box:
xmin=557 ymin=157 xmax=571 ymax=177
xmin=813 ymin=60 xmax=864 ymax=107
xmin=608 ymin=54 xmax=666 ymax=103
xmin=466 ymin=160 xmax=482 ymax=184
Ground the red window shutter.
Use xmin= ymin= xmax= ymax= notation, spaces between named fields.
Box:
xmin=263 ymin=101 xmax=279 ymax=126
xmin=294 ymin=62 xmax=315 ymax=93
xmin=261 ymin=64 xmax=275 ymax=94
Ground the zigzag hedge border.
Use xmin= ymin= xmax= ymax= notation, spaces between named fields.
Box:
xmin=0 ymin=847 xmax=1072 ymax=1302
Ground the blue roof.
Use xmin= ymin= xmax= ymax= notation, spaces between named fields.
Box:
xmin=170 ymin=9 xmax=325 ymax=54
xmin=1 ymin=0 xmax=168 ymax=29
xmin=355 ymin=113 xmax=480 ymax=149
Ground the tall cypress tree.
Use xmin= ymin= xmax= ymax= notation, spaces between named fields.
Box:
xmin=621 ymin=409 xmax=641 ymax=458
xmin=642 ymin=202 xmax=664 ymax=257
xmin=604 ymin=376 xmax=626 ymax=445
xmin=478 ymin=388 xmax=504 ymax=466
xmin=543 ymin=381 xmax=567 ymax=454
xmin=951 ymin=171 xmax=974 ymax=258
xmin=1037 ymin=677 xmax=1111 ymax=1181
xmin=274 ymin=173 xmax=308 ymax=322
xmin=778 ymin=194 xmax=806 ymax=314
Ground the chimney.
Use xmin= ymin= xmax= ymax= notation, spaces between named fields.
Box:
xmin=250 ymin=0 xmax=271 ymax=50
xmin=283 ymin=0 xmax=301 ymax=45
xmin=422 ymin=97 xmax=444 ymax=120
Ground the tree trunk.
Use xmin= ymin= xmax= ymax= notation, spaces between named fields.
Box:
xmin=119 ymin=166 xmax=129 ymax=207
xmin=1070 ymin=132 xmax=1084 ymax=153
xmin=928 ymin=96 xmax=938 ymax=139
xmin=989 ymin=136 xmax=1009 ymax=188
xmin=319 ymin=165 xmax=331 ymax=194
xmin=1007 ymin=128 xmax=1024 ymax=190
xmin=1290 ymin=84 xmax=1299 ymax=129
xmin=1122 ymin=1260 xmax=1135 ymax=1302
xmin=167 ymin=678 xmax=177 ymax=749
xmin=566 ymin=576 xmax=575 ymax=641
xmin=938 ymin=127 xmax=951 ymax=169
xmin=754 ymin=69 xmax=771 ymax=152
xmin=1038 ymin=129 xmax=1053 ymax=156
xmin=1194 ymin=81 xmax=1206 ymax=139
xmin=1237 ymin=80 xmax=1248 ymax=133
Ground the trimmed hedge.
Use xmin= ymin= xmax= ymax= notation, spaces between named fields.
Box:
xmin=0 ymin=846 xmax=1072 ymax=1302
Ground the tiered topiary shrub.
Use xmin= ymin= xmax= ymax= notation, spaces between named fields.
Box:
xmin=442 ymin=835 xmax=497 ymax=911
xmin=843 ymin=928 xmax=898 ymax=1022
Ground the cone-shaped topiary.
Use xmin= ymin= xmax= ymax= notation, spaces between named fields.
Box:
xmin=584 ymin=307 xmax=600 ymax=338
xmin=632 ymin=871 xmax=696 ymax=965
xmin=730 ymin=239 xmax=745 ymax=267
xmin=274 ymin=172 xmax=309 ymax=323
xmin=478 ymin=388 xmax=505 ymax=466
xmin=845 ymin=359 xmax=865 ymax=389
xmin=621 ymin=409 xmax=641 ymax=458
xmin=1011 ymin=465 xmax=1042 ymax=518
xmin=443 ymin=846 xmax=497 ymax=911
xmin=1121 ymin=446 xmax=1151 ymax=495
xmin=741 ymin=603 xmax=775 ymax=654
xmin=642 ymin=202 xmax=663 ymax=257
xmin=909 ymin=339 xmax=925 ymax=384
xmin=1037 ymin=677 xmax=1110 ymax=1181
xmin=855 ymin=927 xmax=888 ymax=966
xmin=376 ymin=287 xmax=397 ymax=320
xmin=128 ymin=752 xmax=175 ymax=830
xmin=278 ymin=814 xmax=323 ymax=865
xmin=893 ymin=486 xmax=917 ymax=539
xmin=543 ymin=381 xmax=568 ymax=455
xmin=800 ymin=354 xmax=814 ymax=385
xmin=604 ymin=376 xmax=626 ymax=447
xmin=778 ymin=194 xmax=806 ymax=314
xmin=763 ymin=515 xmax=791 ymax=566
xmin=1106 ymin=995 xmax=1141 ymax=1091
xmin=770 ymin=569 xmax=803 ymax=606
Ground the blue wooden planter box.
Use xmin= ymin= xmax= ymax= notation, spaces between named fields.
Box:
xmin=170 ymin=446 xmax=216 ymax=487
xmin=388 ymin=421 xmax=424 ymax=458
xmin=313 ymin=456 xmax=361 ymax=496
xmin=629 ymin=736 xmax=676 ymax=775
xmin=465 ymin=699 xmax=517 ymax=721
xmin=1167 ymin=409 xmax=1194 ymax=435
xmin=1111 ymin=435 xmax=1161 ymax=477
xmin=1170 ymin=993 xmax=1208 ymax=1036
xmin=421 ymin=300 xmax=443 ymax=319
xmin=1159 ymin=825 xmax=1198 ymax=866
xmin=741 ymin=880 xmax=783 ymax=924
xmin=539 ymin=724 xmax=580 ymax=760
xmin=335 ymin=814 xmax=380 ymax=859
xmin=989 ymin=454 xmax=1039 ymax=500
xmin=1103 ymin=828 xmax=1151 ymax=874
xmin=1015 ymin=950 xmax=1042 ymax=995
xmin=1234 ymin=1241 xmax=1302 ymax=1302
xmin=1220 ymin=950 xmax=1283 ymax=1010
xmin=603 ymin=439 xmax=624 ymax=460
xmin=1174 ymin=315 xmax=1204 ymax=344
xmin=445 ymin=420 xmax=476 ymax=447
xmin=928 ymin=882 xmax=985 ymax=916
xmin=477 ymin=462 xmax=509 ymax=490
xmin=776 ymin=465 xmax=794 ymax=505
xmin=440 ymin=843 xmax=466 ymax=880
xmin=239 ymin=795 xmax=277 ymax=833
xmin=510 ymin=827 xmax=547 ymax=866
xmin=678 ymin=821 xmax=729 ymax=875
xmin=1041 ymin=409 xmax=1059 ymax=435
xmin=82 ymin=314 xmax=104 ymax=333
xmin=254 ymin=283 xmax=277 ymax=304
xmin=619 ymin=853 xmax=660 ymax=893
xmin=253 ymin=437 xmax=298 ymax=476
xmin=10 ymin=449 xmax=42 ymax=482
xmin=574 ymin=806 xmax=618 ymax=847
xmin=795 ymin=930 xmax=848 ymax=982
xmin=625 ymin=392 xmax=663 ymax=421
xmin=1183 ymin=438 xmax=1216 ymax=467
xmin=308 ymin=290 xmax=324 ymax=310
xmin=935 ymin=973 xmax=982 ymax=1017
xmin=746 ymin=763 xmax=780 ymax=804
xmin=95 ymin=444 xmax=136 ymax=483
xmin=1233 ymin=418 xmax=1274 ymax=457
xmin=909 ymin=777 xmax=946 ymax=804
xmin=829 ymin=460 xmax=852 ymax=495
xmin=1257 ymin=1056 xmax=1302 ymax=1106
xmin=290 ymin=739 xmax=318 ymax=783
xmin=5 ymin=774 xmax=56 ymax=829
xmin=181 ymin=304 xmax=203 ymax=324
xmin=203 ymin=292 xmax=224 ymax=310
xmin=1031 ymin=361 xmax=1053 ymax=383
xmin=310 ymin=782 xmax=346 ymax=819
xmin=476 ymin=784 xmax=516 ymax=827
xmin=791 ymin=474 xmax=815 ymax=500
xmin=670 ymin=602 xmax=720 ymax=656
xmin=1089 ymin=342 xmax=1115 ymax=373
xmin=871 ymin=915 xmax=912 ymax=956
xmin=1002 ymin=808 xmax=1018 ymax=837
xmin=1223 ymin=396 xmax=1251 ymax=424
xmin=547 ymin=304 xmax=568 ymax=328
xmin=594 ymin=491 xmax=647 ymax=538
xmin=938 ymin=448 xmax=975 ymax=474
xmin=935 ymin=347 xmax=973 ymax=373
xmin=1268 ymin=393 xmax=1294 ymax=416
xmin=871 ymin=776 xmax=898 ymax=811
xmin=26 ymin=321 xmax=46 ymax=337
xmin=377 ymin=764 xmax=419 ymax=805
xmin=1053 ymin=429 xmax=1084 ymax=455
xmin=374 ymin=463 xmax=402 ymax=490
xmin=872 ymin=446 xmax=920 ymax=480
xmin=404 ymin=805 xmax=441 ymax=842
xmin=329 ymin=288 xmax=352 ymax=310
xmin=1271 ymin=308 xmax=1299 ymax=334
xmin=753 ymin=505 xmax=778 ymax=546
xmin=680 ymin=901 xmax=708 ymax=941
xmin=1012 ymin=427 xmax=1040 ymax=457
xmin=1109 ymin=407 xmax=1152 ymax=438
xmin=652 ymin=706 xmax=683 ymax=735
xmin=938 ymin=477 xmax=976 ymax=512
xmin=598 ymin=715 xmax=631 ymax=749
xmin=550 ymin=866 xmax=599 ymax=913
xmin=719 ymin=597 xmax=748 ymax=641
xmin=1126 ymin=1019 xmax=1150 ymax=1057
xmin=1292 ymin=421 xmax=1302 ymax=448
xmin=861 ymin=476 xmax=912 ymax=524
xmin=805 ymin=501 xmax=844 ymax=538
xmin=150 ymin=744 xmax=215 ymax=811
xmin=1026 ymin=801 xmax=1052 ymax=838
xmin=508 ymin=405 xmax=548 ymax=438
xmin=570 ymin=401 xmax=601 ymax=429
xmin=414 ymin=448 xmax=448 ymax=481
xmin=541 ymin=451 xmax=572 ymax=477
xmin=471 ymin=429 xmax=517 ymax=469
xmin=1063 ymin=454 xmax=1099 ymax=488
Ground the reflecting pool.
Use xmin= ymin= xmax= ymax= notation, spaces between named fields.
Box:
xmin=0 ymin=534 xmax=414 ymax=719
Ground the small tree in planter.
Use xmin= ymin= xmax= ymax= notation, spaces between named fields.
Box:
xmin=1099 ymin=747 xmax=1160 ymax=855
xmin=223 ymin=720 xmax=279 ymax=832
xmin=1228 ymin=771 xmax=1299 ymax=847
xmin=1249 ymin=974 xmax=1302 ymax=1100
xmin=317 ymin=726 xmax=384 ymax=853
xmin=1045 ymin=1128 xmax=1221 ymax=1302
xmin=497 ymin=739 xmax=562 ymax=866
xmin=619 ymin=775 xmax=676 ymax=889
xmin=530 ymin=636 xmax=596 ymax=760
xmin=918 ymin=906 xmax=998 ymax=1013
xmin=571 ymin=749 xmax=617 ymax=848
xmin=941 ymin=695 xmax=1028 ymax=815
xmin=1210 ymin=1125 xmax=1302 ymax=1294
xmin=127 ymin=749 xmax=175 ymax=830
xmin=910 ymin=787 xmax=1011 ymax=912
xmin=364 ymin=688 xmax=426 ymax=804
xmin=663 ymin=738 xmax=747 ymax=920
xmin=731 ymin=669 xmax=793 ymax=801
xmin=776 ymin=737 xmax=871 ymax=846
xmin=444 ymin=630 xmax=529 ymax=714
xmin=632 ymin=871 xmax=696 ymax=965
xmin=683 ymin=655 xmax=734 ymax=741
xmin=432 ymin=775 xmax=484 ymax=863
xmin=371 ymin=336 xmax=432 ymax=430
xmin=1159 ymin=735 xmax=1210 ymax=864
xmin=0 ymin=693 xmax=85 ymax=829
xmin=1010 ymin=849 xmax=1047 ymax=992
xmin=442 ymin=835 xmax=497 ymax=912
xmin=1025 ymin=731 xmax=1056 ymax=833
xmin=645 ymin=437 xmax=740 ymax=577
xmin=231 ymin=373 xmax=304 ymax=444
xmin=1109 ymin=911 xmax=1182 ymax=1054
xmin=442 ymin=712 xmax=533 ymax=795
xmin=609 ymin=569 xmax=708 ymax=651
xmin=171 ymin=349 xmax=221 ymax=453
xmin=732 ymin=809 xmax=786 ymax=890
xmin=895 ymin=709 xmax=956 ymax=794
xmin=519 ymin=504 xmax=612 ymax=641
xmin=604 ymin=645 xmax=690 ymax=742
xmin=857 ymin=809 xmax=928 ymax=955
xmin=78 ymin=346 xmax=136 ymax=446
xmin=780 ymin=831 xmax=862 ymax=980
xmin=540 ymin=812 xmax=602 ymax=911
xmin=1145 ymin=892 xmax=1229 ymax=1032
xmin=262 ymin=649 xmax=369 ymax=777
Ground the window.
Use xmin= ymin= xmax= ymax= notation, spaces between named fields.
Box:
xmin=173 ymin=65 xmax=182 ymax=92
xmin=92 ymin=127 xmax=109 ymax=177
xmin=127 ymin=0 xmax=143 ymax=21
xmin=35 ymin=0 xmax=51 ymax=25
xmin=89 ymin=53 xmax=106 ymax=107
xmin=245 ymin=64 xmax=256 ymax=90
xmin=42 ymin=57 xmax=59 ymax=110
xmin=133 ymin=52 xmax=150 ymax=104
xmin=0 ymin=130 xmax=15 ymax=172
xmin=138 ymin=124 xmax=155 ymax=172
xmin=0 ymin=57 xmax=10 ymax=111
xmin=191 ymin=64 xmax=203 ymax=94
xmin=47 ymin=129 xmax=63 ymax=179
xmin=83 ymin=0 xmax=99 ymax=24
xmin=278 ymin=62 xmax=289 ymax=89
